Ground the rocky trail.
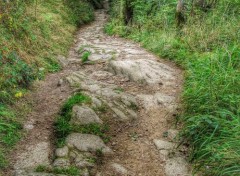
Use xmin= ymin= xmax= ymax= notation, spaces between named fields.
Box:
xmin=6 ymin=9 xmax=192 ymax=176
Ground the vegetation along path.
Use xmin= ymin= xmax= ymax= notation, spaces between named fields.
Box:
xmin=8 ymin=9 xmax=192 ymax=176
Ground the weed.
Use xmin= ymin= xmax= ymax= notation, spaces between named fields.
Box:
xmin=36 ymin=165 xmax=82 ymax=176
xmin=81 ymin=51 xmax=91 ymax=63
xmin=93 ymin=104 xmax=108 ymax=113
xmin=114 ymin=87 xmax=124 ymax=93
xmin=129 ymin=102 xmax=138 ymax=111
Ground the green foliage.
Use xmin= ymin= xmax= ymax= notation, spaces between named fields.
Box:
xmin=0 ymin=0 xmax=96 ymax=170
xmin=81 ymin=51 xmax=91 ymax=63
xmin=0 ymin=104 xmax=22 ymax=168
xmin=36 ymin=165 xmax=82 ymax=176
xmin=107 ymin=0 xmax=240 ymax=175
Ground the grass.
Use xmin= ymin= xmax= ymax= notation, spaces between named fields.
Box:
xmin=81 ymin=51 xmax=91 ymax=63
xmin=0 ymin=0 xmax=95 ymax=170
xmin=0 ymin=104 xmax=22 ymax=168
xmin=36 ymin=165 xmax=82 ymax=176
xmin=55 ymin=92 xmax=110 ymax=147
xmin=106 ymin=0 xmax=240 ymax=175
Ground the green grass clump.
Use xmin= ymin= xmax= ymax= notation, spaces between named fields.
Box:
xmin=81 ymin=51 xmax=91 ymax=63
xmin=36 ymin=165 xmax=82 ymax=176
xmin=107 ymin=0 xmax=240 ymax=175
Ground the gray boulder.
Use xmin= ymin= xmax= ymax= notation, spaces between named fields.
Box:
xmin=70 ymin=106 xmax=103 ymax=125
xmin=66 ymin=133 xmax=113 ymax=154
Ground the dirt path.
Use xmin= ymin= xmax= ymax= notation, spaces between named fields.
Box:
xmin=6 ymin=9 xmax=191 ymax=176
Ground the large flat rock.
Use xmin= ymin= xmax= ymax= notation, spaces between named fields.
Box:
xmin=66 ymin=133 xmax=113 ymax=154
xmin=14 ymin=142 xmax=51 ymax=170
xmin=108 ymin=59 xmax=175 ymax=85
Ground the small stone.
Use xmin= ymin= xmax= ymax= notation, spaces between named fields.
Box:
xmin=53 ymin=158 xmax=70 ymax=168
xmin=167 ymin=129 xmax=179 ymax=141
xmin=165 ymin=157 xmax=190 ymax=176
xmin=91 ymin=97 xmax=102 ymax=108
xmin=82 ymin=168 xmax=90 ymax=176
xmin=70 ymin=106 xmax=103 ymax=125
xmin=153 ymin=139 xmax=175 ymax=150
xmin=57 ymin=79 xmax=64 ymax=87
xmin=55 ymin=146 xmax=69 ymax=158
xmin=111 ymin=107 xmax=129 ymax=121
xmin=111 ymin=163 xmax=128 ymax=175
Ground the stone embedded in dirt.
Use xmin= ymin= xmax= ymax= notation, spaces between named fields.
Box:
xmin=57 ymin=55 xmax=69 ymax=67
xmin=153 ymin=139 xmax=175 ymax=150
xmin=55 ymin=146 xmax=69 ymax=158
xmin=159 ymin=150 xmax=170 ymax=161
xmin=137 ymin=93 xmax=176 ymax=111
xmin=111 ymin=163 xmax=128 ymax=175
xmin=70 ymin=106 xmax=103 ymax=125
xmin=66 ymin=133 xmax=113 ymax=154
xmin=167 ymin=129 xmax=179 ymax=141
xmin=14 ymin=142 xmax=51 ymax=170
xmin=69 ymin=150 xmax=95 ymax=168
xmin=57 ymin=79 xmax=64 ymax=87
xmin=88 ymin=53 xmax=113 ymax=62
xmin=53 ymin=158 xmax=71 ymax=168
xmin=165 ymin=157 xmax=190 ymax=176
xmin=108 ymin=59 xmax=175 ymax=85
xmin=91 ymin=96 xmax=102 ymax=108
xmin=110 ymin=107 xmax=129 ymax=121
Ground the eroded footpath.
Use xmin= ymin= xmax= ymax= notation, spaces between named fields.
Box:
xmin=8 ymin=9 xmax=192 ymax=176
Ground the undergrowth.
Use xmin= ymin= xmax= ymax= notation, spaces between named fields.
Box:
xmin=0 ymin=0 xmax=98 ymax=170
xmin=106 ymin=0 xmax=240 ymax=175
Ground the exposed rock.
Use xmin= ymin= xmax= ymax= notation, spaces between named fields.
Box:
xmin=14 ymin=142 xmax=50 ymax=170
xmin=66 ymin=133 xmax=113 ymax=154
xmin=69 ymin=150 xmax=95 ymax=168
xmin=165 ymin=157 xmax=190 ymax=176
xmin=53 ymin=158 xmax=70 ymax=168
xmin=55 ymin=146 xmax=69 ymax=158
xmin=108 ymin=59 xmax=175 ymax=85
xmin=111 ymin=163 xmax=128 ymax=175
xmin=110 ymin=107 xmax=129 ymax=121
xmin=91 ymin=96 xmax=103 ymax=108
xmin=167 ymin=129 xmax=179 ymax=141
xmin=70 ymin=106 xmax=103 ymax=125
xmin=137 ymin=93 xmax=176 ymax=111
xmin=153 ymin=139 xmax=175 ymax=150
xmin=57 ymin=79 xmax=64 ymax=87
xmin=81 ymin=168 xmax=90 ymax=176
